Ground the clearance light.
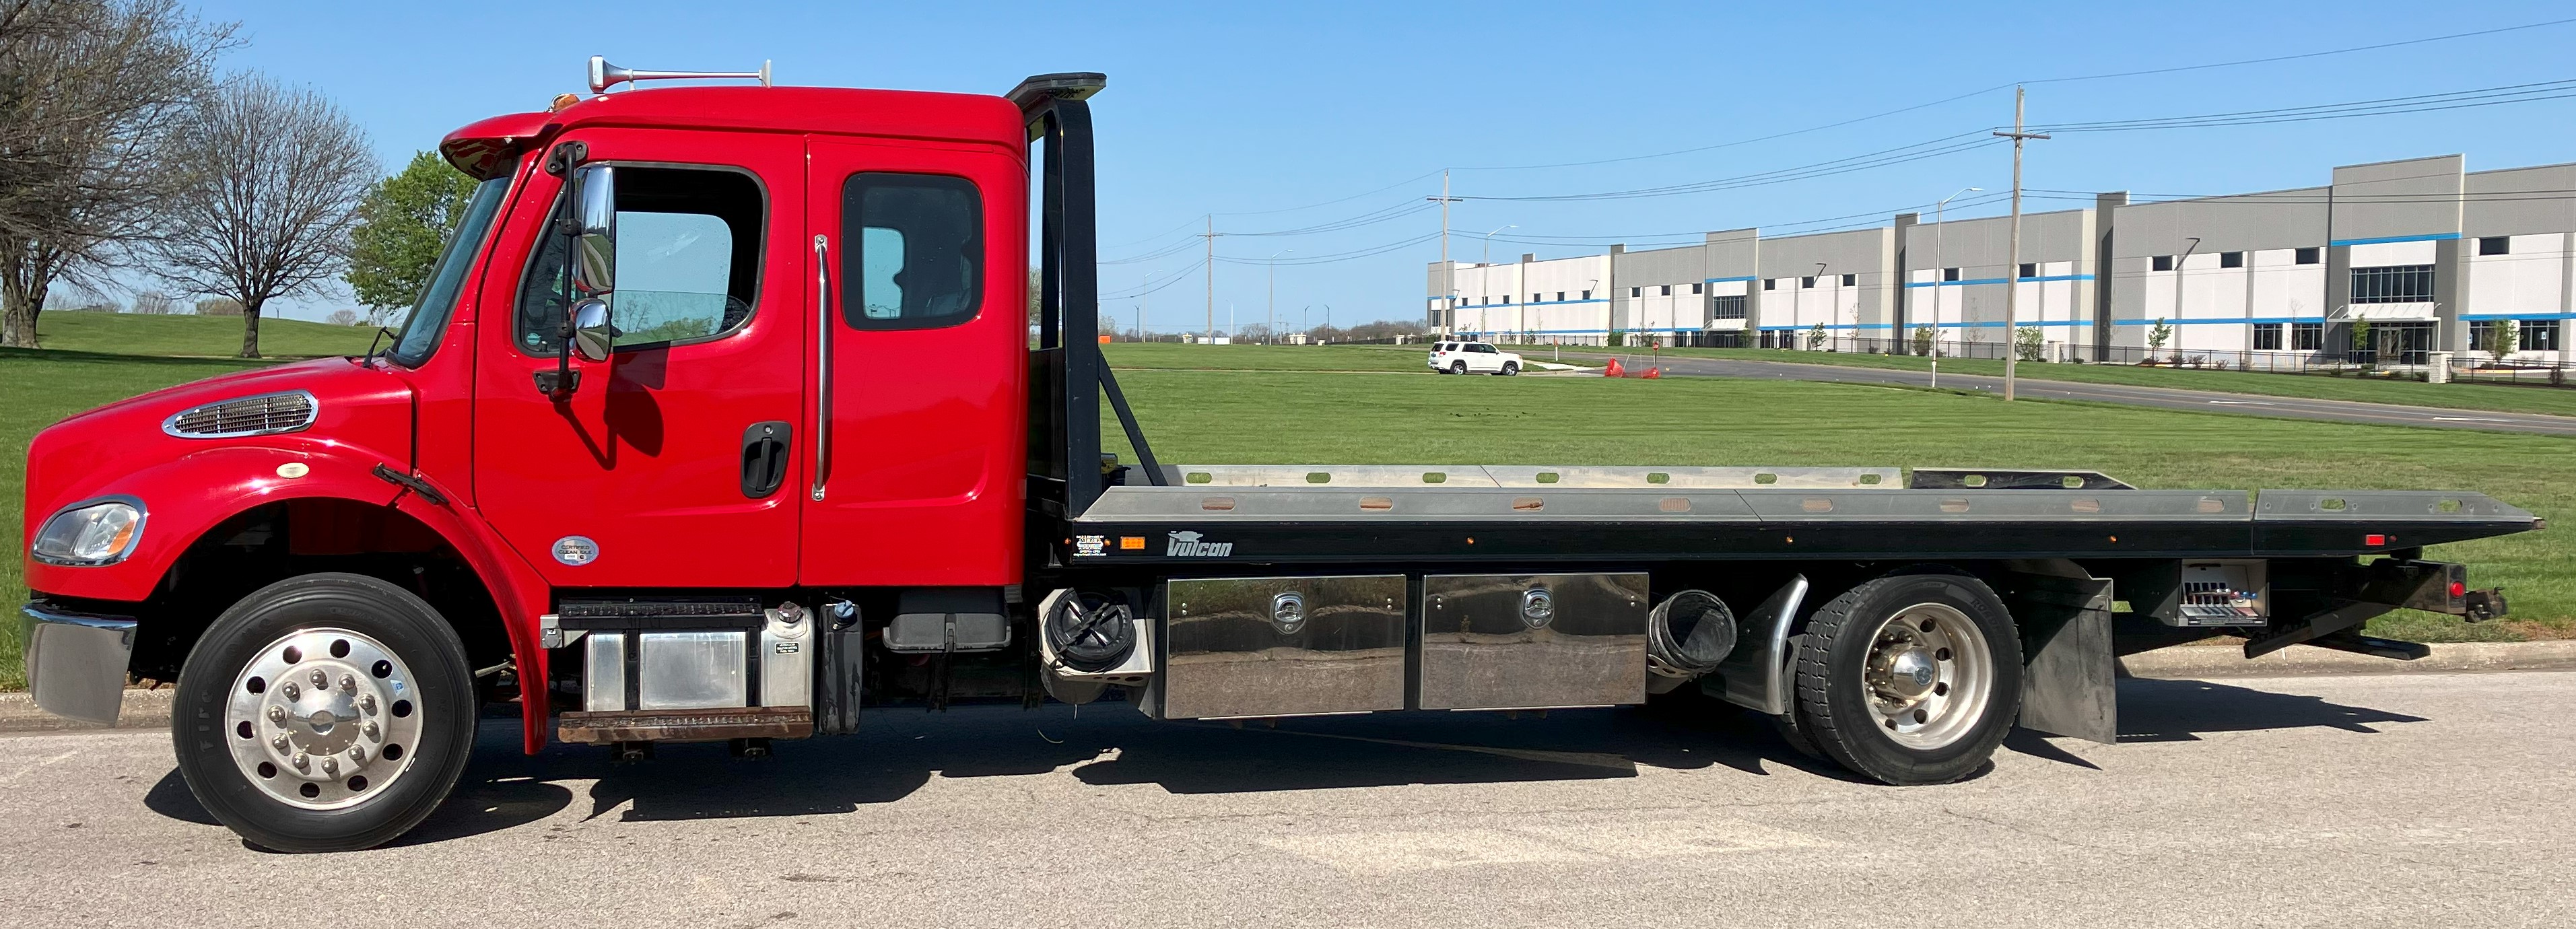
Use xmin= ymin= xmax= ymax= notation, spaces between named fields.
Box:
xmin=2363 ymin=534 xmax=2387 ymax=547
xmin=2449 ymin=581 xmax=2468 ymax=598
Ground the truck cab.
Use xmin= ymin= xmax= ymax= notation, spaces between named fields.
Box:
xmin=18 ymin=63 xmax=2540 ymax=853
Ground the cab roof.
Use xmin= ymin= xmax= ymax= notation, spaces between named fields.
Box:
xmin=439 ymin=85 xmax=1026 ymax=179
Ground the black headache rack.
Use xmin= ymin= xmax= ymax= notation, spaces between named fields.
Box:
xmin=1015 ymin=71 xmax=1165 ymax=531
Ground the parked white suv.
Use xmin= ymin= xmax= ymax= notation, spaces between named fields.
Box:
xmin=1428 ymin=341 xmax=1522 ymax=376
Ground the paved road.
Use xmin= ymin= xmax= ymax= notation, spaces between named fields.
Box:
xmin=3 ymin=672 xmax=2569 ymax=928
xmin=1577 ymin=353 xmax=2576 ymax=437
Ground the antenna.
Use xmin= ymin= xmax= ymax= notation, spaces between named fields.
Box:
xmin=587 ymin=56 xmax=774 ymax=94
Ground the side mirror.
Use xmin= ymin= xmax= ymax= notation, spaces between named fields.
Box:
xmin=568 ymin=297 xmax=613 ymax=362
xmin=570 ymin=164 xmax=616 ymax=295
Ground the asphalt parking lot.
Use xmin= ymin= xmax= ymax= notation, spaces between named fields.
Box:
xmin=3 ymin=671 xmax=2567 ymax=928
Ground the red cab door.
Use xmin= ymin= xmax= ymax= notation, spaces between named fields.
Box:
xmin=471 ymin=129 xmax=807 ymax=588
xmin=799 ymin=136 xmax=1027 ymax=587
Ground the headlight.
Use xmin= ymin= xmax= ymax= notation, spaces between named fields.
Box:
xmin=31 ymin=500 xmax=145 ymax=566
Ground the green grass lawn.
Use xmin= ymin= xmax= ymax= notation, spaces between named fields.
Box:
xmin=3 ymin=329 xmax=2567 ymax=689
xmin=1528 ymin=345 xmax=2576 ymax=418
xmin=33 ymin=310 xmax=379 ymax=358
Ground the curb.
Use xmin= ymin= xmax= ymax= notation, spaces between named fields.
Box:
xmin=2119 ymin=640 xmax=2576 ymax=679
xmin=4 ymin=641 xmax=2571 ymax=733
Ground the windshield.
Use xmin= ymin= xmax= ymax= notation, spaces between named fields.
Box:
xmin=387 ymin=176 xmax=511 ymax=366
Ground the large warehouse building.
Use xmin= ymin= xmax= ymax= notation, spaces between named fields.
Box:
xmin=1427 ymin=154 xmax=2576 ymax=366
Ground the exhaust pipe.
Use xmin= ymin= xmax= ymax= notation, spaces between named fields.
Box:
xmin=1645 ymin=590 xmax=1736 ymax=694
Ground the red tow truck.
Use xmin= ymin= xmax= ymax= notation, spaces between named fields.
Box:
xmin=18 ymin=61 xmax=2542 ymax=852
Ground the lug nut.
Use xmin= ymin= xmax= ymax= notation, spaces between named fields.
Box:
xmin=271 ymin=734 xmax=290 ymax=752
xmin=339 ymin=674 xmax=356 ymax=693
xmin=310 ymin=669 xmax=329 ymax=688
xmin=291 ymin=753 xmax=310 ymax=771
xmin=321 ymin=757 xmax=339 ymax=777
xmin=349 ymin=745 xmax=367 ymax=764
xmin=281 ymin=683 xmax=300 ymax=701
xmin=359 ymin=695 xmax=376 ymax=715
xmin=266 ymin=706 xmax=286 ymax=723
xmin=363 ymin=722 xmax=380 ymax=741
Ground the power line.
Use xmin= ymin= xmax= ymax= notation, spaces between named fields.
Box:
xmin=2033 ymin=79 xmax=2576 ymax=133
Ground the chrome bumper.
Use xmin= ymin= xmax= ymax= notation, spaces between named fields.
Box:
xmin=20 ymin=602 xmax=137 ymax=726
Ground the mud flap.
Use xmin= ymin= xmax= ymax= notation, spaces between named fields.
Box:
xmin=2006 ymin=564 xmax=2117 ymax=745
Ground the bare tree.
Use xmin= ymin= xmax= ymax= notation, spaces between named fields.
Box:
xmin=127 ymin=287 xmax=172 ymax=314
xmin=148 ymin=74 xmax=371 ymax=357
xmin=0 ymin=0 xmax=232 ymax=347
xmin=324 ymin=308 xmax=357 ymax=326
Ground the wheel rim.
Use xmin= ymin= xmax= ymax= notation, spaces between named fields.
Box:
xmin=1860 ymin=603 xmax=1990 ymax=751
xmin=223 ymin=627 xmax=427 ymax=810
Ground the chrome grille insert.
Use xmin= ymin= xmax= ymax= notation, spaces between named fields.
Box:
xmin=162 ymin=390 xmax=318 ymax=438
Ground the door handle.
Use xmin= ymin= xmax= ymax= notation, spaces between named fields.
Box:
xmin=741 ymin=421 xmax=790 ymax=498
xmin=811 ymin=234 xmax=832 ymax=502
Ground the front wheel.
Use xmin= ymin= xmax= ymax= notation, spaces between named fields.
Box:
xmin=172 ymin=573 xmax=478 ymax=852
xmin=1499 ymin=361 xmax=1520 ymax=376
xmin=1788 ymin=567 xmax=2021 ymax=785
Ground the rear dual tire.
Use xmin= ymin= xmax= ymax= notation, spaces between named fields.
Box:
xmin=1782 ymin=568 xmax=2021 ymax=784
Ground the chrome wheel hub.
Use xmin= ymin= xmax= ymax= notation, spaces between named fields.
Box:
xmin=224 ymin=628 xmax=424 ymax=810
xmin=1861 ymin=603 xmax=1991 ymax=751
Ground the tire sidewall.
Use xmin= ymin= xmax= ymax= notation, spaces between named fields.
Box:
xmin=1808 ymin=572 xmax=2022 ymax=783
xmin=172 ymin=573 xmax=477 ymax=852
xmin=1501 ymin=362 xmax=1519 ymax=376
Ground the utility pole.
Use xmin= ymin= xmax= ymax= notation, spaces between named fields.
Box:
xmin=1141 ymin=269 xmax=1165 ymax=343
xmin=1427 ymin=170 xmax=1463 ymax=336
xmin=1268 ymin=249 xmax=1291 ymax=343
xmin=1199 ymin=215 xmax=1222 ymax=341
xmin=1994 ymin=85 xmax=2049 ymax=401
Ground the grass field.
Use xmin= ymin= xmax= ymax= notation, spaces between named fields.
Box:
xmin=1534 ymin=345 xmax=2576 ymax=418
xmin=33 ymin=310 xmax=379 ymax=359
xmin=3 ymin=323 xmax=2568 ymax=689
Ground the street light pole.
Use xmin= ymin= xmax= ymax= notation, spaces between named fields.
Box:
xmin=1994 ymin=85 xmax=2049 ymax=401
xmin=1427 ymin=171 xmax=1462 ymax=336
xmin=1930 ymin=186 xmax=1980 ymax=359
xmin=1142 ymin=269 xmax=1166 ymax=343
xmin=1267 ymin=248 xmax=1291 ymax=344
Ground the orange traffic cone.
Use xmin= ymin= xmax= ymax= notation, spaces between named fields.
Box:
xmin=1604 ymin=358 xmax=1625 ymax=378
xmin=1642 ymin=367 xmax=1661 ymax=379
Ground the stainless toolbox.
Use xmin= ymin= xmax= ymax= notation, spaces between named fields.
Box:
xmin=1157 ymin=575 xmax=1406 ymax=720
xmin=1418 ymin=573 xmax=1650 ymax=710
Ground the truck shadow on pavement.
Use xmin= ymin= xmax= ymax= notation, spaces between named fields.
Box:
xmin=136 ymin=677 xmax=2431 ymax=846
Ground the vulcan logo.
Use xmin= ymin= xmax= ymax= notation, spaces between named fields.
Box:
xmin=1165 ymin=530 xmax=1234 ymax=557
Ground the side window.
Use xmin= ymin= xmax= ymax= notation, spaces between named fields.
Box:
xmin=843 ymin=172 xmax=983 ymax=330
xmin=516 ymin=166 xmax=765 ymax=354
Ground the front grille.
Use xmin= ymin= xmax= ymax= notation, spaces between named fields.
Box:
xmin=162 ymin=391 xmax=318 ymax=438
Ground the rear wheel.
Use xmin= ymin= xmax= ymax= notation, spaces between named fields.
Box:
xmin=172 ymin=573 xmax=477 ymax=852
xmin=1790 ymin=568 xmax=2020 ymax=785
xmin=1499 ymin=361 xmax=1520 ymax=376
xmin=1450 ymin=361 xmax=1468 ymax=375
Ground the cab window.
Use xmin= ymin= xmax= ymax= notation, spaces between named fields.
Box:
xmin=516 ymin=165 xmax=766 ymax=354
xmin=842 ymin=172 xmax=982 ymax=331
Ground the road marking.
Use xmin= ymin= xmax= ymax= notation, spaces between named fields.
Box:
xmin=0 ymin=750 xmax=78 ymax=787
xmin=2431 ymin=417 xmax=2510 ymax=423
xmin=2207 ymin=401 xmax=2278 ymax=406
xmin=1258 ymin=820 xmax=1834 ymax=874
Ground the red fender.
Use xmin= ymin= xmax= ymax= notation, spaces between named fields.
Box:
xmin=26 ymin=443 xmax=560 ymax=753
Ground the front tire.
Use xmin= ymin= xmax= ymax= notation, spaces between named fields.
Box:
xmin=172 ymin=573 xmax=477 ymax=852
xmin=1499 ymin=361 xmax=1520 ymax=376
xmin=1789 ymin=567 xmax=2021 ymax=785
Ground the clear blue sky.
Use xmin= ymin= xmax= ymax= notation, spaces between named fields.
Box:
xmin=189 ymin=1 xmax=2576 ymax=326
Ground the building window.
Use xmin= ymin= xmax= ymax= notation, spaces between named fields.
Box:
xmin=1500 ymin=295 xmax=1512 ymax=304
xmin=2526 ymin=319 xmax=2563 ymax=351
xmin=2252 ymin=322 xmax=2283 ymax=350
xmin=2478 ymin=236 xmax=2511 ymax=256
xmin=2018 ymin=263 xmax=2037 ymax=279
xmin=1580 ymin=289 xmax=1591 ymax=300
xmin=1942 ymin=267 xmax=1961 ymax=282
xmin=1800 ymin=276 xmax=1816 ymax=289
xmin=2470 ymin=320 xmax=2499 ymax=351
xmin=1763 ymin=279 xmax=1777 ymax=291
xmin=2293 ymin=322 xmax=2323 ymax=351
xmin=2350 ymin=264 xmax=2435 ymax=304
xmin=2294 ymin=247 xmax=2321 ymax=265
xmin=1840 ymin=273 xmax=1856 ymax=286
xmin=1554 ymin=291 xmax=1565 ymax=302
xmin=1629 ymin=287 xmax=1641 ymax=298
xmin=1529 ymin=293 xmax=1540 ymax=303
xmin=1658 ymin=285 xmax=1671 ymax=297
xmin=1690 ymin=283 xmax=1703 ymax=294
xmin=1711 ymin=294 xmax=1747 ymax=320
xmin=2219 ymin=251 xmax=2244 ymax=269
xmin=2152 ymin=255 xmax=2174 ymax=272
